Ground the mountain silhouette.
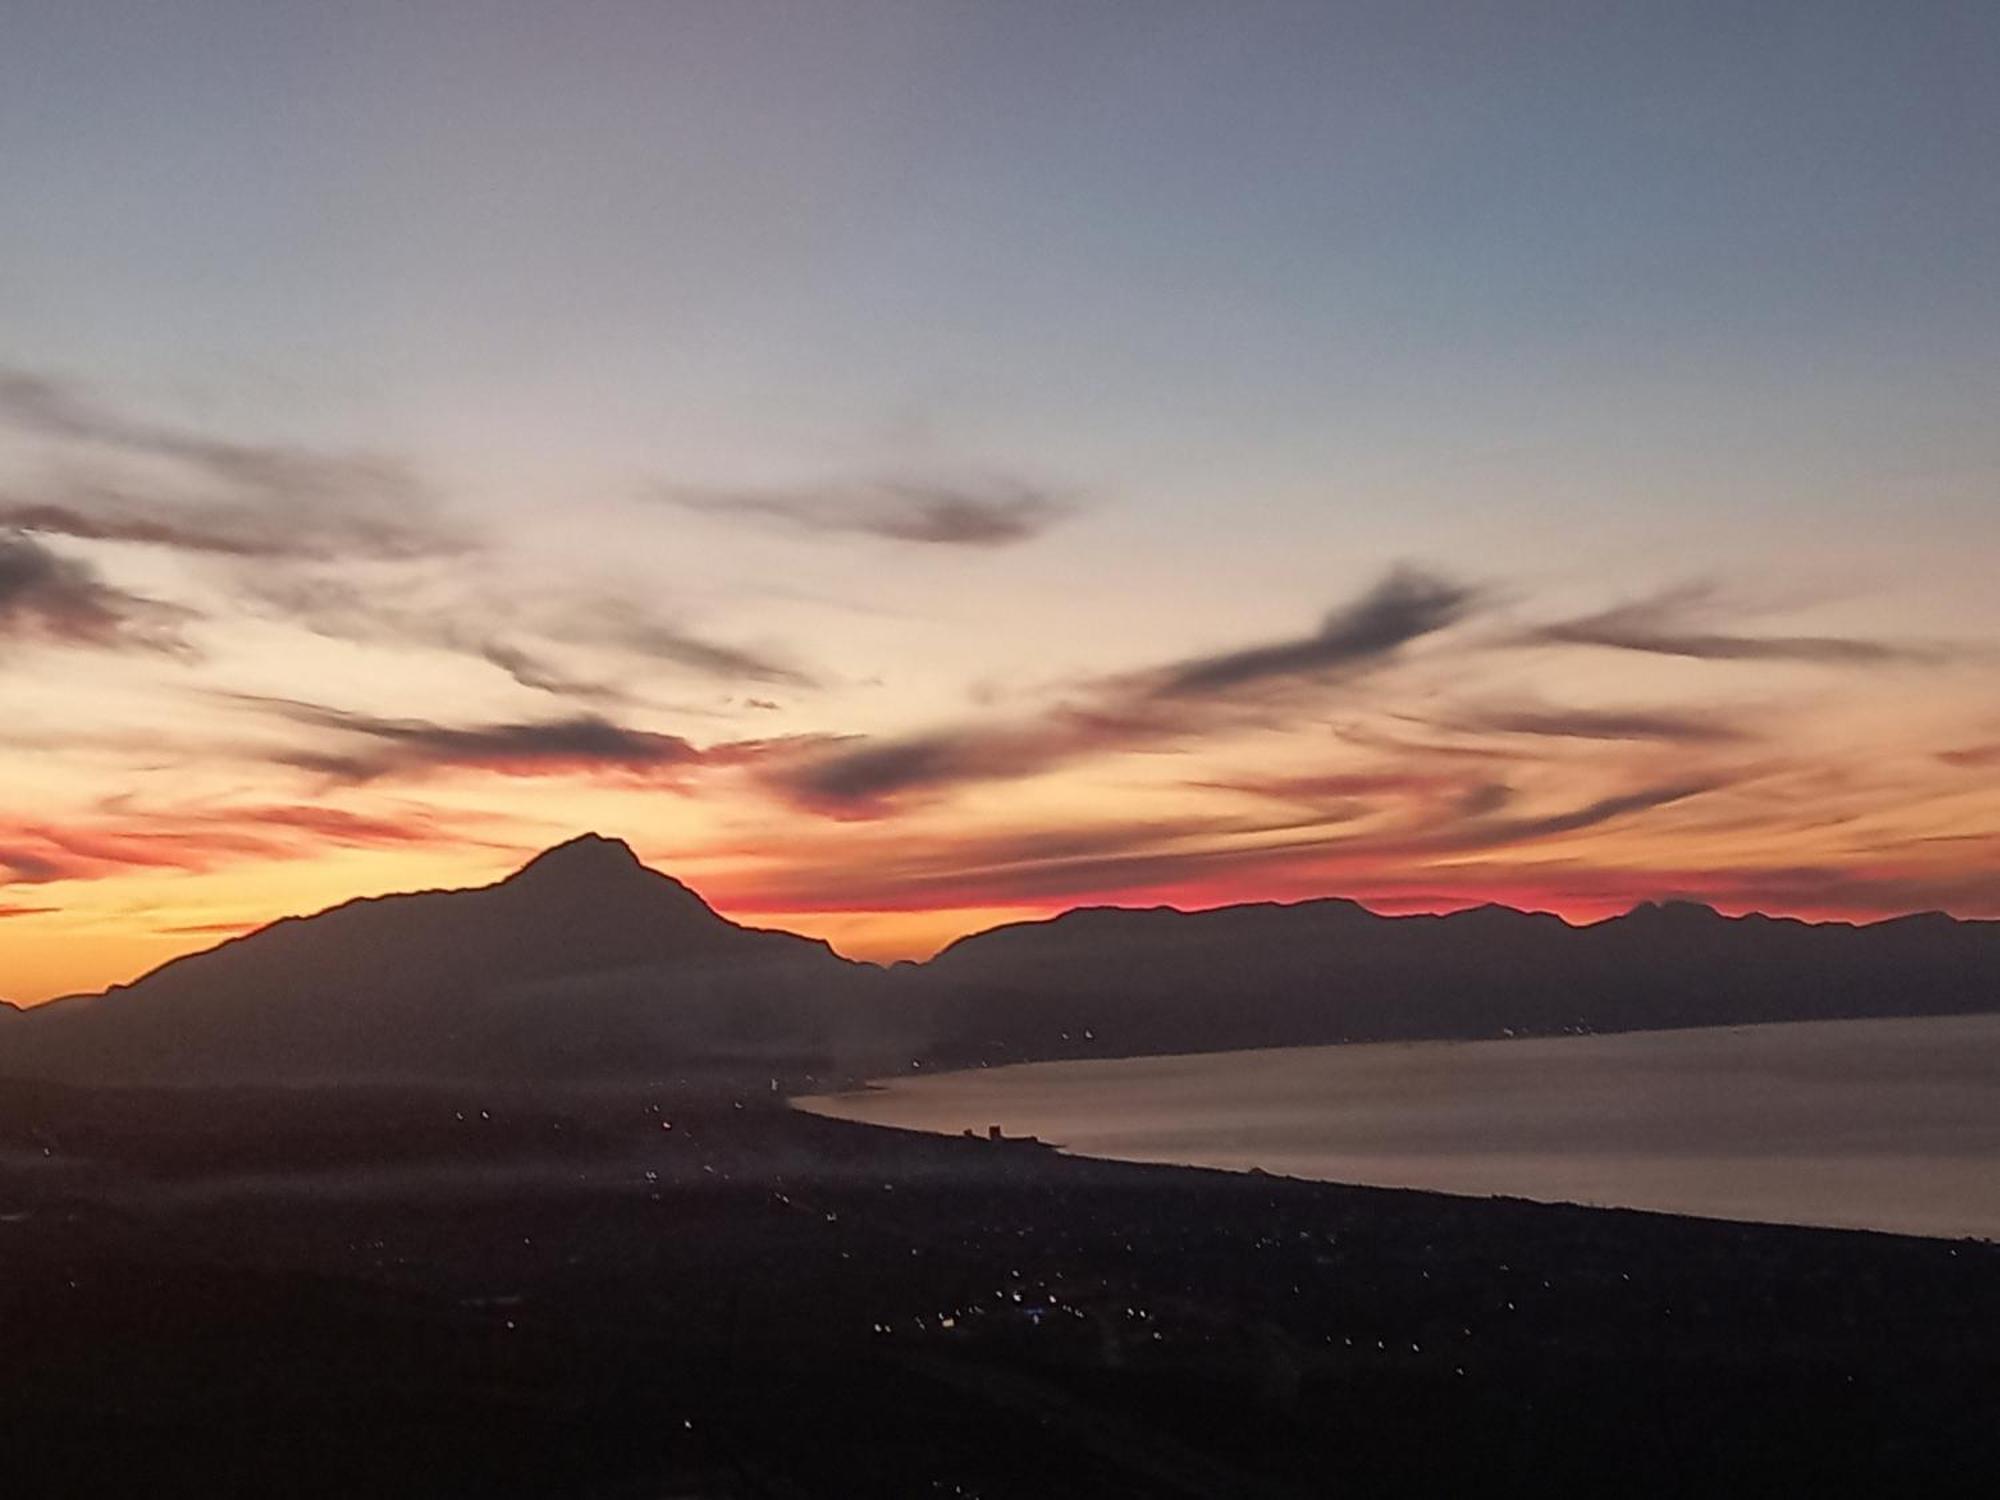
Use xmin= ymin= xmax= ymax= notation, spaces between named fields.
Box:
xmin=922 ymin=896 xmax=2000 ymax=1064
xmin=2 ymin=834 xmax=898 ymax=1084
xmin=2 ymin=837 xmax=1996 ymax=1083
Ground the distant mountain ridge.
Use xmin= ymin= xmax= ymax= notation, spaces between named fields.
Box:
xmin=921 ymin=895 xmax=2000 ymax=1065
xmin=2 ymin=835 xmax=1996 ymax=1083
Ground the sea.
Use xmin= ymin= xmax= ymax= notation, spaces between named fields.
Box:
xmin=797 ymin=1013 xmax=2000 ymax=1240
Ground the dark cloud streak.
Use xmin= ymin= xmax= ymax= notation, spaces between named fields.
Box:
xmin=1417 ymin=778 xmax=1721 ymax=853
xmin=1153 ymin=567 xmax=1476 ymax=697
xmin=0 ymin=803 xmax=499 ymax=889
xmin=549 ymin=598 xmax=817 ymax=688
xmin=247 ymin=701 xmax=707 ymax=784
xmin=1527 ymin=587 xmax=1942 ymax=665
xmin=0 ymin=370 xmax=463 ymax=563
xmin=766 ymin=565 xmax=1480 ymax=817
xmin=1441 ymin=703 xmax=1750 ymax=744
xmin=665 ymin=475 xmax=1071 ymax=548
xmin=239 ymin=573 xmax=816 ymax=699
xmin=716 ymin=773 xmax=1722 ymax=914
xmin=0 ymin=534 xmax=193 ymax=655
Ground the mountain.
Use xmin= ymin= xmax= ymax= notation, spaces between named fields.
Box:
xmin=4 ymin=837 xmax=1996 ymax=1085
xmin=921 ymin=897 xmax=2000 ymax=1065
xmin=1 ymin=835 xmax=905 ymax=1085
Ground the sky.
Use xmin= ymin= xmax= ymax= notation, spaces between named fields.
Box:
xmin=3 ymin=1 xmax=1998 ymax=1002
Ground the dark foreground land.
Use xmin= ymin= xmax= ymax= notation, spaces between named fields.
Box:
xmin=3 ymin=1080 xmax=1998 ymax=1498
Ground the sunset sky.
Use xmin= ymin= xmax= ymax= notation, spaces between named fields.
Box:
xmin=3 ymin=1 xmax=1998 ymax=1002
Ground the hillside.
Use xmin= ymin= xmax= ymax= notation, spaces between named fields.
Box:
xmin=1 ymin=834 xmax=900 ymax=1084
xmin=922 ymin=897 xmax=2000 ymax=1064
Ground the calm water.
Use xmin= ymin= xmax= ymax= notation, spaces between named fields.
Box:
xmin=798 ymin=1015 xmax=2000 ymax=1240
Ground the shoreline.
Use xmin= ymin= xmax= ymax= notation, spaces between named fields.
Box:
xmin=797 ymin=1013 xmax=2000 ymax=1245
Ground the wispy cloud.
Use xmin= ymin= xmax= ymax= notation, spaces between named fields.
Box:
xmin=771 ymin=727 xmax=1077 ymax=815
xmin=245 ymin=702 xmax=709 ymax=784
xmin=765 ymin=698 xmax=1160 ymax=818
xmin=542 ymin=598 xmax=818 ymax=688
xmin=239 ymin=573 xmax=817 ymax=700
xmin=1409 ymin=778 xmax=1722 ymax=854
xmin=0 ymin=368 xmax=463 ymax=562
xmin=1189 ymin=768 xmax=1516 ymax=840
xmin=1435 ymin=700 xmax=1751 ymax=745
xmin=706 ymin=768 xmax=1724 ymax=916
xmin=663 ymin=474 xmax=1072 ymax=548
xmin=1150 ymin=567 xmax=1477 ymax=697
xmin=765 ymin=564 xmax=1480 ymax=817
xmin=1525 ymin=584 xmax=1944 ymax=665
xmin=0 ymin=533 xmax=194 ymax=655
xmin=0 ymin=846 xmax=66 ymax=883
xmin=472 ymin=639 xmax=627 ymax=702
xmin=0 ymin=369 xmax=827 ymax=708
xmin=706 ymin=807 xmax=1351 ymax=913
xmin=0 ymin=801 xmax=490 ymax=887
xmin=226 ymin=693 xmax=835 ymax=790
xmin=1193 ymin=770 xmax=1471 ymax=805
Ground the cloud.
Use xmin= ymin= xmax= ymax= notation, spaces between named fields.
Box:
xmin=246 ymin=702 xmax=709 ymax=783
xmin=1150 ymin=566 xmax=1476 ymax=697
xmin=474 ymin=639 xmax=627 ymax=702
xmin=1416 ymin=778 xmax=1722 ymax=853
xmin=765 ymin=704 xmax=1190 ymax=819
xmin=764 ymin=728 xmax=1088 ymax=824
xmin=0 ymin=491 xmax=454 ymax=564
xmin=0 ymin=369 xmax=462 ymax=562
xmin=545 ymin=598 xmax=817 ymax=688
xmin=0 ymin=533 xmax=194 ymax=655
xmin=0 ymin=370 xmax=835 ymax=708
xmin=0 ymin=802 xmax=501 ymax=889
xmin=704 ymin=769 xmax=1723 ymax=917
xmin=206 ymin=805 xmax=483 ymax=846
xmin=1438 ymin=702 xmax=1750 ymax=745
xmin=706 ymin=764 xmax=1730 ymax=919
xmin=1526 ymin=585 xmax=1942 ymax=665
xmin=1194 ymin=771 xmax=1461 ymax=803
xmin=238 ymin=573 xmax=816 ymax=699
xmin=1145 ymin=775 xmax=1722 ymax=884
xmin=1940 ymin=743 xmax=2000 ymax=769
xmin=706 ymin=806 xmax=1354 ymax=913
xmin=0 ymin=846 xmax=66 ymax=883
xmin=1192 ymin=770 xmax=1508 ymax=829
xmin=765 ymin=565 xmax=1480 ymax=816
xmin=228 ymin=573 xmax=607 ymax=698
xmin=0 ymin=902 xmax=57 ymax=918
xmin=664 ymin=475 xmax=1071 ymax=547
xmin=1332 ymin=720 xmax=1553 ymax=764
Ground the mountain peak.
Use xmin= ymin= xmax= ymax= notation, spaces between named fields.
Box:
xmin=507 ymin=833 xmax=648 ymax=884
xmin=1621 ymin=898 xmax=1719 ymax=923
